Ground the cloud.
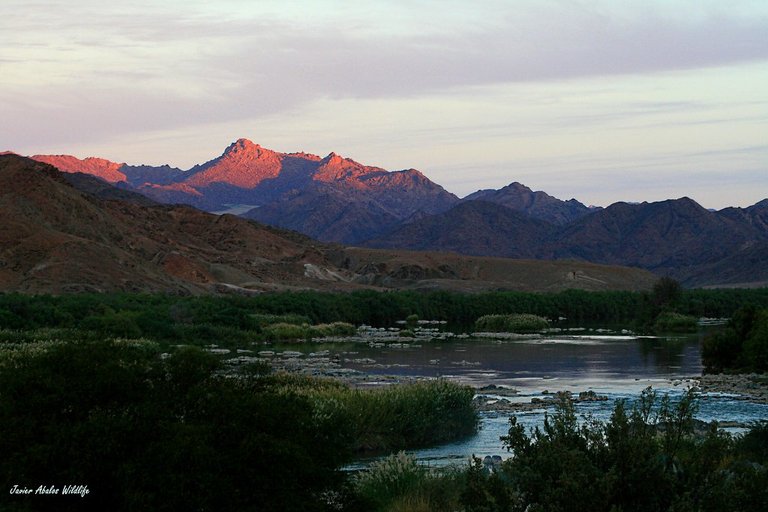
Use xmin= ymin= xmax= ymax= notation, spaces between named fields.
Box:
xmin=199 ymin=5 xmax=768 ymax=108
xmin=1 ymin=0 xmax=767 ymax=212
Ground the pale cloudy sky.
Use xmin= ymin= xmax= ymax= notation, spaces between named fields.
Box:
xmin=2 ymin=0 xmax=767 ymax=208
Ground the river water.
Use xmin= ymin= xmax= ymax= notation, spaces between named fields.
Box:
xmin=273 ymin=328 xmax=768 ymax=467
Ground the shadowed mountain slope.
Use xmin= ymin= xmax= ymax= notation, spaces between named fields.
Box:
xmin=549 ymin=198 xmax=767 ymax=279
xmin=464 ymin=182 xmax=593 ymax=225
xmin=365 ymin=201 xmax=556 ymax=259
xmin=23 ymin=142 xmax=767 ymax=288
xmin=0 ymin=154 xmax=657 ymax=294
xmin=367 ymin=197 xmax=768 ymax=287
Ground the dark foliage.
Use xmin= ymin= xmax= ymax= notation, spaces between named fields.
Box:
xmin=702 ymin=306 xmax=768 ymax=372
xmin=1 ymin=288 xmax=767 ymax=344
xmin=0 ymin=341 xmax=351 ymax=511
xmin=461 ymin=390 xmax=768 ymax=512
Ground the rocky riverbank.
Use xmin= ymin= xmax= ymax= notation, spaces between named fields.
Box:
xmin=472 ymin=388 xmax=609 ymax=413
xmin=696 ymin=373 xmax=768 ymax=403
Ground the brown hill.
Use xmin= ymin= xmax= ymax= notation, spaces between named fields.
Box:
xmin=331 ymin=248 xmax=657 ymax=292
xmin=0 ymin=154 xmax=656 ymax=294
xmin=184 ymin=139 xmax=284 ymax=189
xmin=0 ymin=154 xmax=341 ymax=294
xmin=132 ymin=139 xmax=459 ymax=218
xmin=30 ymin=154 xmax=127 ymax=183
xmin=24 ymin=142 xmax=765 ymax=288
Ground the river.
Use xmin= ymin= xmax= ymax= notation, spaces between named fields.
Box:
xmin=269 ymin=327 xmax=768 ymax=467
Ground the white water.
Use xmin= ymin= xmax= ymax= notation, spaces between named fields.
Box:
xmin=332 ymin=331 xmax=768 ymax=468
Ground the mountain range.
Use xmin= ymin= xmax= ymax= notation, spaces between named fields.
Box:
xmin=0 ymin=154 xmax=656 ymax=294
xmin=31 ymin=139 xmax=459 ymax=244
xmin=13 ymin=139 xmax=768 ymax=288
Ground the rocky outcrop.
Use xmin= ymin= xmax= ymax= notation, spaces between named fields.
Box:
xmin=464 ymin=182 xmax=592 ymax=225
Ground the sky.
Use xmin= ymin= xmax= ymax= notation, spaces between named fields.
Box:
xmin=2 ymin=0 xmax=767 ymax=209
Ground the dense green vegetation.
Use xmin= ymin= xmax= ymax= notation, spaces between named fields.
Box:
xmin=1 ymin=286 xmax=768 ymax=341
xmin=652 ymin=311 xmax=699 ymax=333
xmin=350 ymin=452 xmax=466 ymax=512
xmin=2 ymin=284 xmax=768 ymax=509
xmin=475 ymin=314 xmax=549 ymax=333
xmin=264 ymin=376 xmax=477 ymax=454
xmin=350 ymin=391 xmax=768 ymax=512
xmin=0 ymin=339 xmax=476 ymax=511
xmin=702 ymin=306 xmax=768 ymax=373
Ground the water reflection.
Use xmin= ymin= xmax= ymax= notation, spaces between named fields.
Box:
xmin=333 ymin=333 xmax=703 ymax=386
xmin=636 ymin=336 xmax=698 ymax=371
xmin=305 ymin=329 xmax=768 ymax=468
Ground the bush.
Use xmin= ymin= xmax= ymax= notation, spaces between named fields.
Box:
xmin=702 ymin=328 xmax=742 ymax=372
xmin=353 ymin=452 xmax=427 ymax=510
xmin=261 ymin=321 xmax=356 ymax=341
xmin=475 ymin=313 xmax=549 ymax=333
xmin=262 ymin=322 xmax=311 ymax=340
xmin=702 ymin=306 xmax=768 ymax=372
xmin=653 ymin=311 xmax=698 ymax=333
xmin=460 ymin=388 xmax=768 ymax=512
xmin=0 ymin=340 xmax=351 ymax=511
xmin=250 ymin=313 xmax=312 ymax=329
xmin=283 ymin=378 xmax=477 ymax=453
xmin=311 ymin=322 xmax=357 ymax=337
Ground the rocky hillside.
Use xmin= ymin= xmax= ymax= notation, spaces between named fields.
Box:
xmin=0 ymin=154 xmax=340 ymax=294
xmin=464 ymin=182 xmax=593 ymax=225
xmin=0 ymin=154 xmax=657 ymax=294
xmin=20 ymin=141 xmax=767 ymax=287
xmin=30 ymin=140 xmax=460 ymax=242
xmin=365 ymin=201 xmax=556 ymax=259
xmin=369 ymin=197 xmax=768 ymax=287
xmin=25 ymin=141 xmax=599 ymax=244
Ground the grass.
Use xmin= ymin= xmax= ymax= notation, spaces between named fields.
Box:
xmin=352 ymin=452 xmax=466 ymax=512
xmin=261 ymin=321 xmax=357 ymax=341
xmin=269 ymin=375 xmax=478 ymax=453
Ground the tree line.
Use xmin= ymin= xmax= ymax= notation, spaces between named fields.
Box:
xmin=1 ymin=286 xmax=767 ymax=342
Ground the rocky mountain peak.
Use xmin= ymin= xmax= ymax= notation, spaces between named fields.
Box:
xmin=320 ymin=152 xmax=345 ymax=166
xmin=505 ymin=182 xmax=532 ymax=192
xmin=182 ymin=139 xmax=282 ymax=189
xmin=221 ymin=138 xmax=271 ymax=160
xmin=315 ymin=152 xmax=370 ymax=183
xmin=227 ymin=138 xmax=260 ymax=151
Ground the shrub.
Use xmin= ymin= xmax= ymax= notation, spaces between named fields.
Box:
xmin=353 ymin=452 xmax=427 ymax=510
xmin=475 ymin=313 xmax=549 ymax=333
xmin=0 ymin=339 xmax=351 ymax=511
xmin=702 ymin=306 xmax=768 ymax=372
xmin=250 ymin=313 xmax=312 ymax=329
xmin=653 ymin=311 xmax=698 ymax=333
xmin=262 ymin=322 xmax=311 ymax=341
xmin=465 ymin=388 xmax=768 ymax=512
xmin=282 ymin=378 xmax=477 ymax=453
xmin=311 ymin=322 xmax=357 ymax=337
